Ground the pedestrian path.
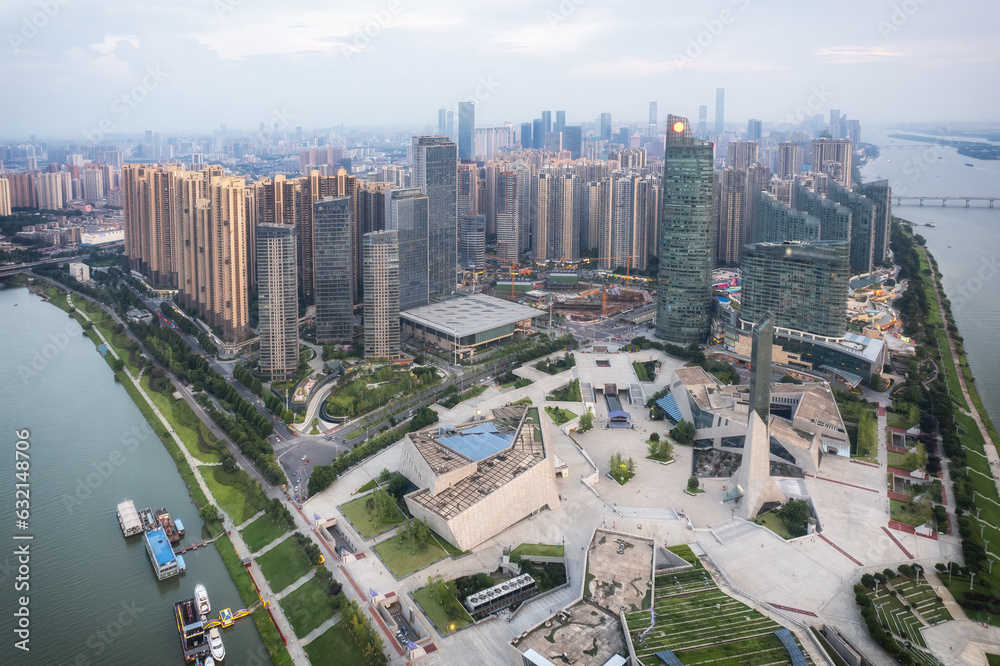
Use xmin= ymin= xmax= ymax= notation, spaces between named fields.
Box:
xmin=251 ymin=530 xmax=294 ymax=557
xmin=300 ymin=614 xmax=341 ymax=646
xmin=275 ymin=570 xmax=316 ymax=601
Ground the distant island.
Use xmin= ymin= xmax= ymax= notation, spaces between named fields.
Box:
xmin=888 ymin=133 xmax=1000 ymax=160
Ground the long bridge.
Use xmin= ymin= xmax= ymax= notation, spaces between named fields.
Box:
xmin=894 ymin=196 xmax=997 ymax=208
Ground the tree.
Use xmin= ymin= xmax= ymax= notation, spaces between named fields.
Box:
xmin=860 ymin=573 xmax=876 ymax=589
xmin=410 ymin=406 xmax=439 ymax=431
xmin=904 ymin=443 xmax=928 ymax=471
xmin=649 ymin=432 xmax=659 ymax=442
xmin=578 ymin=408 xmax=593 ymax=433
xmin=687 ymin=476 xmax=700 ymax=492
xmin=671 ymin=419 xmax=695 ymax=444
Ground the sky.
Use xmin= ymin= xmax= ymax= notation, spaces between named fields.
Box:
xmin=2 ymin=0 xmax=998 ymax=139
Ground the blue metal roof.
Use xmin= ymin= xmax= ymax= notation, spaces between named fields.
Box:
xmin=145 ymin=527 xmax=176 ymax=566
xmin=463 ymin=422 xmax=501 ymax=435
xmin=439 ymin=431 xmax=514 ymax=461
xmin=656 ymin=393 xmax=683 ymax=422
xmin=655 ymin=650 xmax=685 ymax=666
xmin=774 ymin=628 xmax=808 ymax=666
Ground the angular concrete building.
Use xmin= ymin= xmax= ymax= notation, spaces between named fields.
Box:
xmin=398 ymin=406 xmax=560 ymax=551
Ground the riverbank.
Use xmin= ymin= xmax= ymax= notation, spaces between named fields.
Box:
xmin=30 ymin=277 xmax=295 ymax=666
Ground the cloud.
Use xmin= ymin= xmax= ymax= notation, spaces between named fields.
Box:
xmin=813 ymin=46 xmax=902 ymax=64
xmin=89 ymin=35 xmax=140 ymax=56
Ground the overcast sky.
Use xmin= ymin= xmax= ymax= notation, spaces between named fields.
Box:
xmin=2 ymin=0 xmax=998 ymax=139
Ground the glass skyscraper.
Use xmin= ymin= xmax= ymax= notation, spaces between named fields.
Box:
xmin=741 ymin=240 xmax=850 ymax=338
xmin=458 ymin=102 xmax=475 ymax=162
xmin=385 ymin=187 xmax=429 ymax=311
xmin=313 ymin=196 xmax=354 ymax=343
xmin=411 ymin=137 xmax=457 ymax=299
xmin=656 ymin=115 xmax=715 ymax=345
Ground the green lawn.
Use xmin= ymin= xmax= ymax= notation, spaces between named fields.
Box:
xmin=143 ymin=375 xmax=223 ymax=463
xmin=544 ymin=406 xmax=577 ymax=425
xmin=754 ymin=510 xmax=796 ymax=539
xmin=986 ymin=654 xmax=1000 ymax=666
xmin=500 ymin=377 xmax=533 ymax=389
xmin=256 ymin=537 xmax=314 ymax=592
xmin=305 ymin=622 xmax=371 ymax=666
xmin=890 ymin=499 xmax=927 ymax=527
xmin=373 ymin=533 xmax=449 ymax=579
xmin=43 ymin=286 xmax=73 ymax=312
xmin=339 ymin=494 xmax=405 ymax=540
xmin=665 ymin=544 xmax=700 ymax=566
xmin=412 ymin=584 xmax=474 ymax=635
xmin=511 ymin=543 xmax=565 ymax=558
xmin=934 ymin=328 xmax=969 ymax=411
xmin=893 ymin=578 xmax=953 ymax=625
xmin=354 ymin=479 xmax=378 ymax=495
xmin=888 ymin=403 xmax=920 ymax=430
xmin=240 ymin=513 xmax=292 ymax=553
xmin=280 ymin=576 xmax=339 ymax=638
xmin=888 ymin=450 xmax=918 ymax=471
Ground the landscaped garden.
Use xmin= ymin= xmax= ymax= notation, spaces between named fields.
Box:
xmin=199 ymin=463 xmax=267 ymax=524
xmin=511 ymin=543 xmax=565 ymax=558
xmin=645 ymin=433 xmax=673 ymax=463
xmin=412 ymin=577 xmax=474 ymax=635
xmin=339 ymin=483 xmax=410 ymax=540
xmin=240 ymin=500 xmax=295 ymax=552
xmin=324 ymin=365 xmax=439 ymax=419
xmin=632 ymin=360 xmax=658 ymax=382
xmin=535 ymin=352 xmax=576 ymax=375
xmin=280 ymin=576 xmax=341 ymax=638
xmin=373 ymin=529 xmax=450 ymax=579
xmin=145 ymin=374 xmax=224 ymax=463
xmin=547 ymin=379 xmax=582 ymax=402
xmin=544 ymin=406 xmax=577 ymax=425
xmin=608 ymin=452 xmax=636 ymax=485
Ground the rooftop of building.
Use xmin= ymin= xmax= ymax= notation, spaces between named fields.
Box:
xmin=400 ymin=294 xmax=541 ymax=337
xmin=407 ymin=406 xmax=548 ymax=520
xmin=145 ymin=527 xmax=176 ymax=566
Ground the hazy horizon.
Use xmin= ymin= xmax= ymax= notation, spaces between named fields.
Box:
xmin=2 ymin=0 xmax=998 ymax=138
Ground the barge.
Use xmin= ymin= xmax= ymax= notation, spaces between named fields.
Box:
xmin=145 ymin=527 xmax=183 ymax=581
xmin=173 ymin=596 xmax=212 ymax=664
xmin=116 ymin=499 xmax=143 ymax=537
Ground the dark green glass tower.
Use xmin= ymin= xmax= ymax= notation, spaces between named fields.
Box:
xmin=656 ymin=115 xmax=714 ymax=345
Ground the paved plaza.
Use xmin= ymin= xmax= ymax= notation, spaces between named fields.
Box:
xmin=513 ymin=600 xmax=627 ymax=666
xmin=585 ymin=529 xmax=654 ymax=613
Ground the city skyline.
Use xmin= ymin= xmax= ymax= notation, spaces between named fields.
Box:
xmin=2 ymin=1 xmax=999 ymax=137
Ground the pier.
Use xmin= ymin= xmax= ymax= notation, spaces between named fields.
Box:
xmin=173 ymin=533 xmax=222 ymax=555
xmin=894 ymin=196 xmax=997 ymax=208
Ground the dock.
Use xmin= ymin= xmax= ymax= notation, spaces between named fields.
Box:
xmin=173 ymin=533 xmax=221 ymax=556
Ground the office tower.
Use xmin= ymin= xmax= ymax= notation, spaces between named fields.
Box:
xmin=726 ymin=142 xmax=758 ymax=170
xmin=532 ymin=118 xmax=545 ymax=150
xmin=257 ymin=224 xmax=299 ymax=380
xmin=458 ymin=101 xmax=475 ymax=162
xmin=496 ymin=171 xmax=519 ymax=262
xmin=649 ymin=102 xmax=658 ymax=128
xmin=845 ymin=120 xmax=861 ymax=147
xmin=82 ymin=168 xmax=104 ymax=203
xmin=562 ymin=126 xmax=583 ymax=159
xmin=0 ymin=178 xmax=10 ymax=216
xmin=459 ymin=214 xmax=486 ymax=271
xmin=856 ymin=180 xmax=891 ymax=265
xmin=599 ymin=113 xmax=613 ymax=141
xmin=741 ymin=240 xmax=850 ymax=337
xmin=520 ymin=122 xmax=533 ymax=149
xmin=828 ymin=181 xmax=876 ymax=275
xmin=698 ymin=105 xmax=708 ymax=137
xmin=812 ymin=138 xmax=853 ymax=187
xmin=554 ymin=110 xmax=566 ymax=134
xmin=656 ymin=115 xmax=714 ymax=345
xmin=457 ymin=162 xmax=479 ymax=216
xmin=446 ymin=111 xmax=454 ymax=141
xmin=544 ymin=132 xmax=562 ymax=153
xmin=313 ymin=196 xmax=354 ymax=343
xmin=363 ymin=230 xmax=401 ymax=359
xmin=438 ymin=108 xmax=448 ymax=136
xmin=411 ymin=137 xmax=458 ymax=299
xmin=829 ymin=109 xmax=841 ymax=139
xmin=541 ymin=110 xmax=552 ymax=134
xmin=776 ymin=142 xmax=804 ymax=178
xmin=534 ymin=171 xmax=577 ymax=261
xmin=716 ymin=168 xmax=747 ymax=266
xmin=295 ymin=169 xmax=355 ymax=304
xmin=714 ymin=88 xmax=725 ymax=135
xmin=747 ymin=119 xmax=762 ymax=142
xmin=384 ymin=188 xmax=429 ymax=311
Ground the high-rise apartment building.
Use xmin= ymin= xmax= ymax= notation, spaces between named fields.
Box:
xmin=812 ymin=138 xmax=853 ymax=187
xmin=791 ymin=180 xmax=852 ymax=243
xmin=776 ymin=142 xmax=804 ymax=178
xmin=751 ymin=190 xmax=821 ymax=244
xmin=5 ymin=173 xmax=37 ymax=209
xmin=0 ymin=178 xmax=11 ymax=216
xmin=81 ymin=168 xmax=104 ymax=203
xmin=457 ymin=162 xmax=479 ymax=216
xmin=856 ymin=180 xmax=892 ymax=265
xmin=741 ymin=241 xmax=850 ymax=337
xmin=726 ymin=141 xmax=758 ymax=170
xmin=534 ymin=171 xmax=577 ymax=261
xmin=313 ymin=196 xmax=354 ymax=343
xmin=459 ymin=215 xmax=486 ymax=271
xmin=411 ymin=137 xmax=458 ymax=298
xmin=257 ymin=224 xmax=299 ymax=380
xmin=385 ymin=187 xmax=429 ymax=311
xmin=458 ymin=102 xmax=476 ymax=162
xmin=715 ymin=88 xmax=725 ymax=135
xmin=828 ymin=181 xmax=876 ymax=275
xmin=496 ymin=171 xmax=519 ymax=263
xmin=363 ymin=230 xmax=401 ymax=359
xmin=716 ymin=168 xmax=747 ymax=266
xmin=656 ymin=115 xmax=714 ymax=345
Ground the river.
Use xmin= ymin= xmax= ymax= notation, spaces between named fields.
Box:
xmin=0 ymin=286 xmax=266 ymax=665
xmin=860 ymin=127 xmax=1000 ymax=426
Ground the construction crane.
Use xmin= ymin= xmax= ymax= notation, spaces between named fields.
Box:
xmin=583 ymin=253 xmax=639 ymax=315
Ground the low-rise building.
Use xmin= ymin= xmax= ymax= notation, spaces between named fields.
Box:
xmin=400 ymin=294 xmax=541 ymax=358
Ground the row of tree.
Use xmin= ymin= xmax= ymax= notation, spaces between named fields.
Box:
xmin=232 ymin=363 xmax=297 ymax=424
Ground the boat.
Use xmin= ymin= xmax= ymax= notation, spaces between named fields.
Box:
xmin=116 ymin=499 xmax=143 ymax=537
xmin=156 ymin=508 xmax=183 ymax=544
xmin=209 ymin=627 xmax=226 ymax=661
xmin=174 ymin=596 xmax=211 ymax=663
xmin=145 ymin=527 xmax=182 ymax=580
xmin=139 ymin=507 xmax=157 ymax=530
xmin=195 ymin=583 xmax=211 ymax=618
xmin=948 ymin=244 xmax=953 ymax=248
xmin=204 ymin=658 xmax=215 ymax=666
xmin=966 ymin=163 xmax=974 ymax=167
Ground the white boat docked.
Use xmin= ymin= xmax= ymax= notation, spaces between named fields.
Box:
xmin=194 ymin=583 xmax=211 ymax=619
xmin=203 ymin=657 xmax=215 ymax=666
xmin=209 ymin=627 xmax=226 ymax=661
